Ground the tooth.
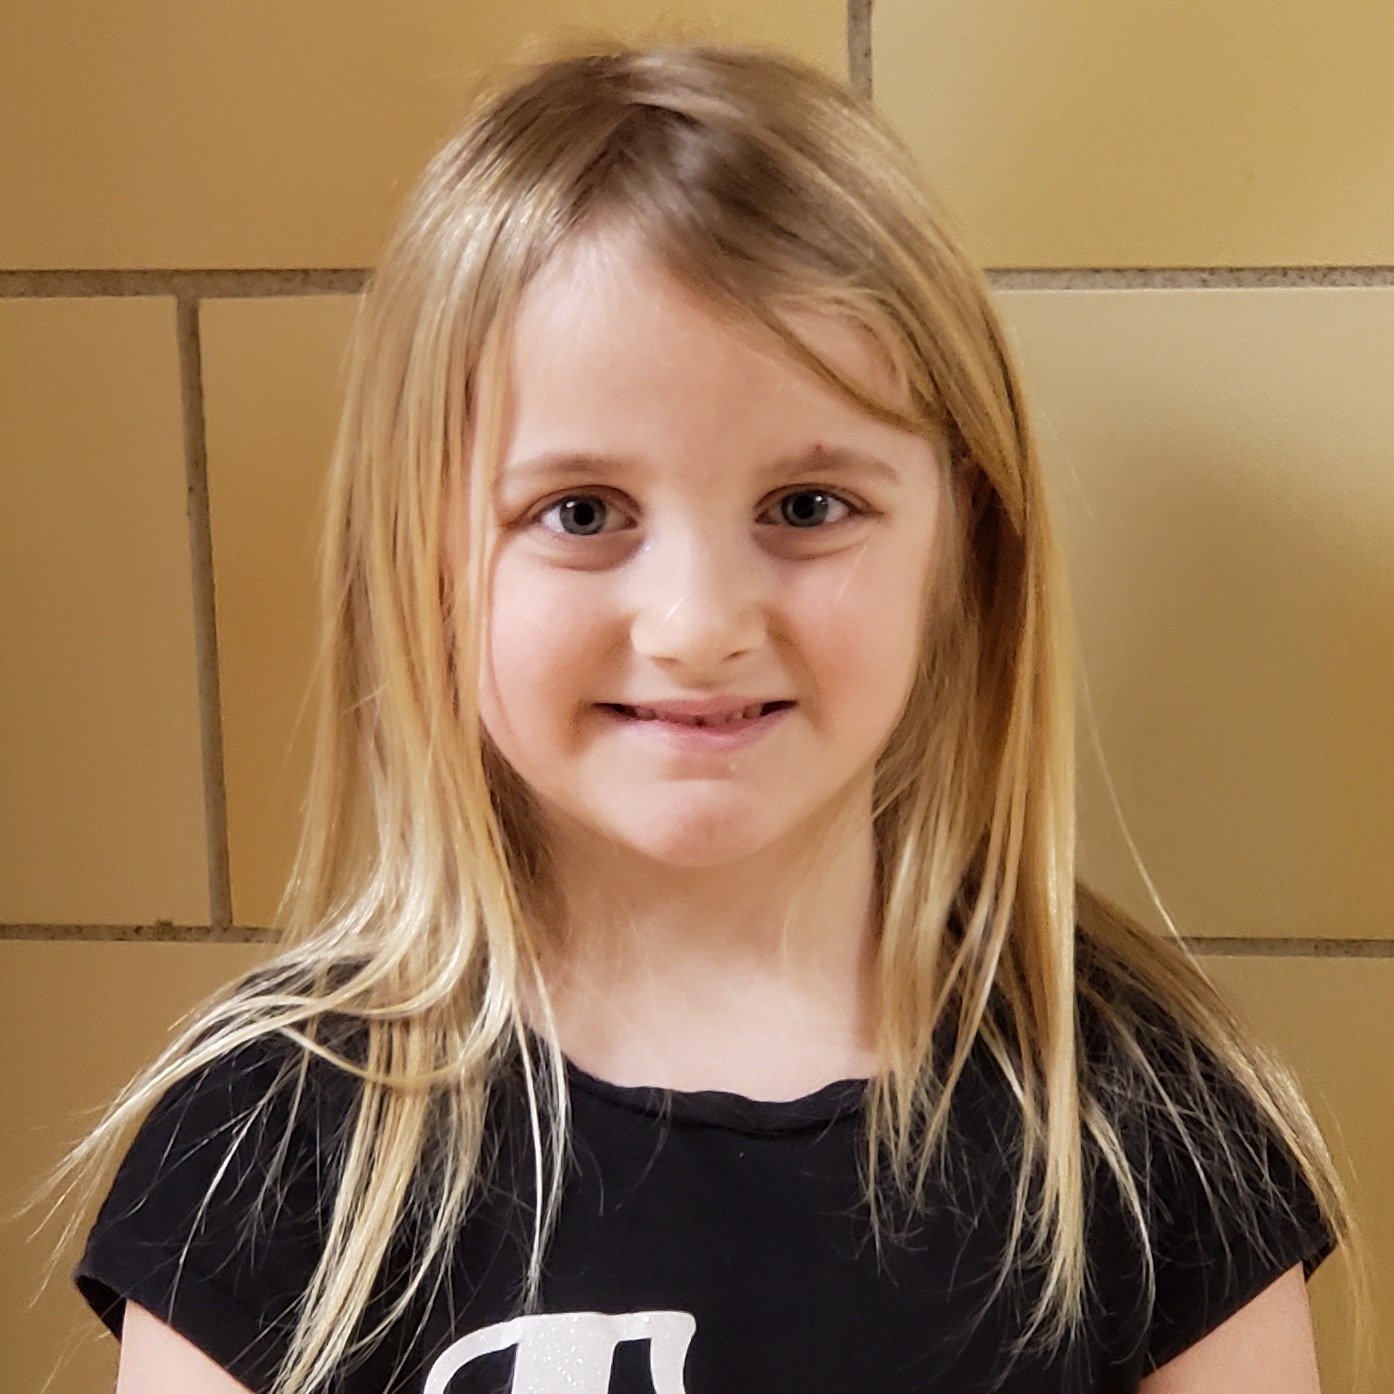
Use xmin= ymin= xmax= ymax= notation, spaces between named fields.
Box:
xmin=630 ymin=706 xmax=767 ymax=726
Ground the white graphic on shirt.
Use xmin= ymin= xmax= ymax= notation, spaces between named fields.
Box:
xmin=422 ymin=1309 xmax=696 ymax=1394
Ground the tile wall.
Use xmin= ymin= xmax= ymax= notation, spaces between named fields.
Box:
xmin=3 ymin=1 xmax=1386 ymax=1387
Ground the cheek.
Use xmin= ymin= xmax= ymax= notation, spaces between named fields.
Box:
xmin=802 ymin=549 xmax=931 ymax=717
xmin=479 ymin=559 xmax=601 ymax=742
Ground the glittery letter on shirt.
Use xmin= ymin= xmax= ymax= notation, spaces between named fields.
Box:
xmin=422 ymin=1310 xmax=697 ymax=1394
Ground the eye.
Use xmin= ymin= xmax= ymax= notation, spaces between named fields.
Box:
xmin=533 ymin=493 xmax=628 ymax=538
xmin=763 ymin=488 xmax=863 ymax=529
xmin=528 ymin=486 xmax=866 ymax=540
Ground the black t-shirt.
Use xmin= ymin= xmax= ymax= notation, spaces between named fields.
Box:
xmin=74 ymin=1008 xmax=1336 ymax=1394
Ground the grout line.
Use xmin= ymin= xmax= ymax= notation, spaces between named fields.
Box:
xmin=0 ymin=923 xmax=278 ymax=943
xmin=5 ymin=267 xmax=1394 ymax=299
xmin=847 ymin=0 xmax=873 ymax=100
xmin=0 ymin=268 xmax=369 ymax=298
xmin=1 ymin=923 xmax=1391 ymax=955
xmin=987 ymin=266 xmax=1394 ymax=290
xmin=1183 ymin=936 xmax=1394 ymax=958
xmin=176 ymin=298 xmax=234 ymax=932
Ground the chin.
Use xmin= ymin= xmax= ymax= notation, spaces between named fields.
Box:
xmin=606 ymin=810 xmax=781 ymax=870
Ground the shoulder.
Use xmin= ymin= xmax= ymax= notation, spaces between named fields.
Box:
xmin=75 ymin=1019 xmax=368 ymax=1387
xmin=133 ymin=1018 xmax=365 ymax=1177
xmin=87 ymin=1018 xmax=365 ymax=1226
xmin=1071 ymin=929 xmax=1337 ymax=1373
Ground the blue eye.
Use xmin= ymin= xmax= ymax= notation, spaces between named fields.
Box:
xmin=774 ymin=489 xmax=855 ymax=528
xmin=536 ymin=494 xmax=619 ymax=537
xmin=532 ymin=487 xmax=862 ymax=538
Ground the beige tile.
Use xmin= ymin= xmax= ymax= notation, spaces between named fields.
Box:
xmin=0 ymin=939 xmax=273 ymax=1394
xmin=0 ymin=300 xmax=209 ymax=925
xmin=993 ymin=287 xmax=1394 ymax=941
xmin=201 ymin=297 xmax=360 ymax=929
xmin=0 ymin=0 xmax=846 ymax=271
xmin=874 ymin=0 xmax=1394 ymax=268
xmin=1203 ymin=956 xmax=1394 ymax=1392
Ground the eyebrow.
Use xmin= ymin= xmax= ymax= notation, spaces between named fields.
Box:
xmin=498 ymin=444 xmax=903 ymax=489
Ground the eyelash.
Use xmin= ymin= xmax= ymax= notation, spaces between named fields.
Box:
xmin=527 ymin=487 xmax=869 ymax=540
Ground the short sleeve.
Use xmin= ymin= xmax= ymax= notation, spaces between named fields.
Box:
xmin=1135 ymin=1032 xmax=1339 ymax=1372
xmin=74 ymin=1033 xmax=355 ymax=1393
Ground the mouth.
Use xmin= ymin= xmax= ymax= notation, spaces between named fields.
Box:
xmin=598 ymin=700 xmax=796 ymax=729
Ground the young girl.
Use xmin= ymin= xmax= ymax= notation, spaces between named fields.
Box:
xmin=55 ymin=40 xmax=1366 ymax=1394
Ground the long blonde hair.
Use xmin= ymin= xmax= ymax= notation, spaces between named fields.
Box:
xmin=46 ymin=39 xmax=1371 ymax=1393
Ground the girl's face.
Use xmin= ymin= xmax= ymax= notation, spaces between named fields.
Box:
xmin=474 ymin=234 xmax=948 ymax=872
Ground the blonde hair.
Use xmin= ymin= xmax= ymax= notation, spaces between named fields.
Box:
xmin=45 ymin=38 xmax=1372 ymax=1393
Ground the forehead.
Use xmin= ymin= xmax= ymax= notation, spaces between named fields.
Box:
xmin=497 ymin=233 xmax=914 ymax=472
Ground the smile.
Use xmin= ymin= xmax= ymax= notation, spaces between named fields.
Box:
xmin=597 ymin=701 xmax=795 ymax=748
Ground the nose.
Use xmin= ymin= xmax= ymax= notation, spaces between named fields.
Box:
xmin=627 ymin=524 xmax=770 ymax=671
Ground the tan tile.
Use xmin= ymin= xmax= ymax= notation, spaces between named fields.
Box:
xmin=1203 ymin=956 xmax=1394 ymax=1391
xmin=874 ymin=0 xmax=1394 ymax=268
xmin=0 ymin=300 xmax=208 ymax=925
xmin=0 ymin=939 xmax=273 ymax=1394
xmin=993 ymin=287 xmax=1394 ymax=941
xmin=201 ymin=297 xmax=360 ymax=929
xmin=0 ymin=0 xmax=846 ymax=270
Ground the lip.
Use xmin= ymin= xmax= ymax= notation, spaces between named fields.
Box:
xmin=603 ymin=697 xmax=793 ymax=720
xmin=597 ymin=701 xmax=795 ymax=751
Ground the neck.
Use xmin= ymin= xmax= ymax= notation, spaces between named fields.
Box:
xmin=528 ymin=795 xmax=883 ymax=1095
